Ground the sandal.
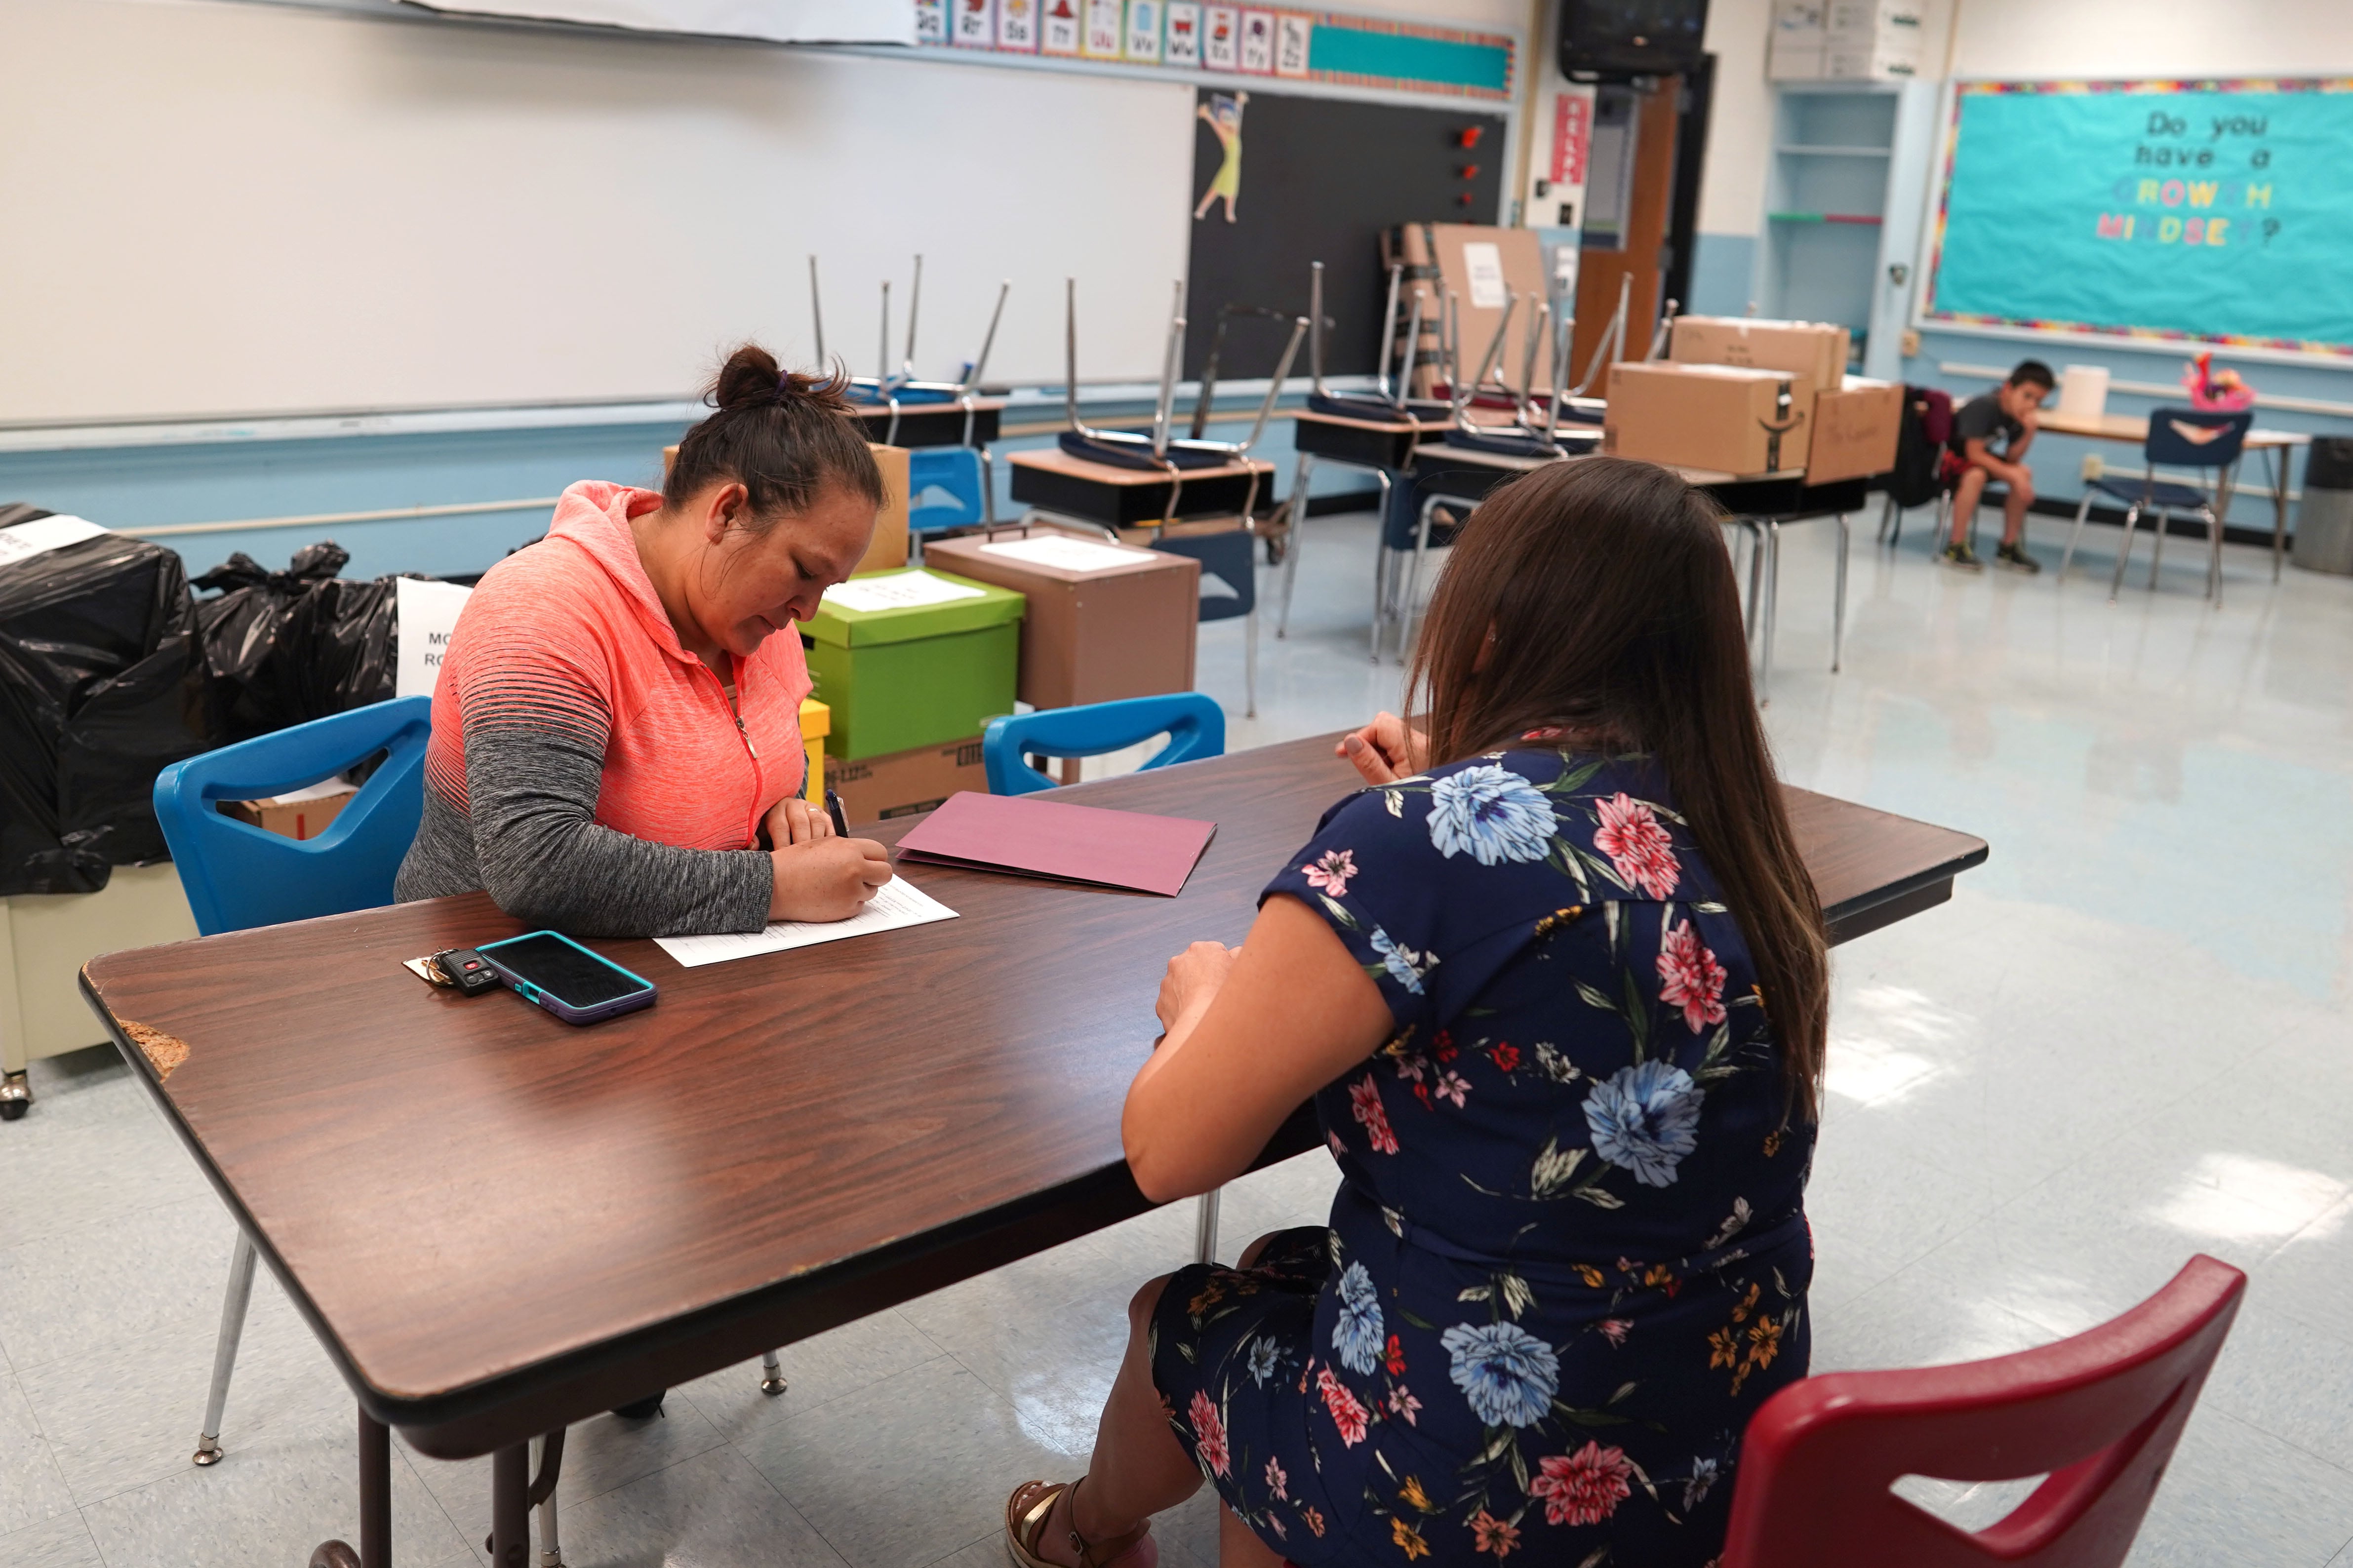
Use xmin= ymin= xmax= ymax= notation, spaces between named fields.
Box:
xmin=1006 ymin=1478 xmax=1157 ymax=1568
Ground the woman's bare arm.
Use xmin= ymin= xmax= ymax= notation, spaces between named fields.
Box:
xmin=1122 ymin=894 xmax=1393 ymax=1203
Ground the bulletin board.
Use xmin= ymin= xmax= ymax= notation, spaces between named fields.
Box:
xmin=1920 ymin=79 xmax=2353 ymax=359
xmin=1181 ymin=87 xmax=1507 ymax=379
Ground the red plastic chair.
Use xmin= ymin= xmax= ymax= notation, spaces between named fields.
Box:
xmin=1720 ymin=1254 xmax=2246 ymax=1568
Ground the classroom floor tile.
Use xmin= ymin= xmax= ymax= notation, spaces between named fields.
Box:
xmin=1 ymin=503 xmax=2350 ymax=1565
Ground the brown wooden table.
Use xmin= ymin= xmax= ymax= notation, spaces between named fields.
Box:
xmin=80 ymin=735 xmax=1985 ymax=1567
xmin=2034 ymin=408 xmax=2311 ymax=581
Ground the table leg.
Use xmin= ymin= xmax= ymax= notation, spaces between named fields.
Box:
xmin=1369 ymin=531 xmax=1392 ymax=666
xmin=306 ymin=1406 xmax=391 ymax=1568
xmin=490 ymin=1442 xmax=530 ymax=1568
xmin=1743 ymin=520 xmax=1764 ymax=649
xmin=1277 ymin=451 xmax=1313 ymax=639
xmin=1832 ymin=514 xmax=1849 ymax=674
xmin=1399 ymin=495 xmax=1442 ymax=664
xmin=1760 ymin=521 xmax=1780 ymax=706
xmin=2269 ymin=447 xmax=2288 ymax=583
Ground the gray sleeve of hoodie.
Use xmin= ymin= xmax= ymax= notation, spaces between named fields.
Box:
xmin=398 ymin=657 xmax=773 ymax=940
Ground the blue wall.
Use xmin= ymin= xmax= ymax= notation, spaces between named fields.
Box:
xmin=1685 ymin=233 xmax=1757 ymax=320
xmin=0 ymin=400 xmax=1374 ymax=585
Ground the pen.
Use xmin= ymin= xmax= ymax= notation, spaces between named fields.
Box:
xmin=825 ymin=786 xmax=850 ymax=838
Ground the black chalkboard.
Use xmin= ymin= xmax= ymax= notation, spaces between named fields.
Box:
xmin=1183 ymin=88 xmax=1508 ymax=381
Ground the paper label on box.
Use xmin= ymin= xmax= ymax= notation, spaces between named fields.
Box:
xmin=1238 ymin=8 xmax=1274 ymax=71
xmin=981 ymin=535 xmax=1160 ymax=573
xmin=1202 ymin=4 xmax=1238 ymax=67
xmin=823 ymin=570 xmax=990 ymax=614
xmin=0 ymin=514 xmax=107 ymax=567
xmin=1162 ymin=0 xmax=1200 ymax=62
xmin=1040 ymin=0 xmax=1081 ymax=51
xmin=395 ymin=577 xmax=474 ymax=700
xmin=1461 ymin=241 xmax=1508 ymax=310
xmin=1274 ymin=12 xmax=1310 ymax=75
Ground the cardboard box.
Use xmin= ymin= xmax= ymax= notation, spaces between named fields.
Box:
xmin=221 ymin=780 xmax=356 ymax=841
xmin=1768 ymin=43 xmax=1825 ymax=79
xmin=657 ymin=442 xmax=911 ymax=577
xmin=1602 ymin=362 xmax=1813 ymax=476
xmin=1824 ymin=43 xmax=1920 ymax=77
xmin=802 ymin=569 xmax=1025 ymax=760
xmin=1391 ymin=224 xmax=1554 ymax=396
xmin=1805 ymin=376 xmax=1904 ymax=485
xmin=827 ymin=734 xmax=988 ymax=825
xmin=919 ymin=528 xmax=1199 ymax=710
xmin=1826 ymin=0 xmax=1927 ymax=41
xmin=1669 ymin=316 xmax=1852 ymax=403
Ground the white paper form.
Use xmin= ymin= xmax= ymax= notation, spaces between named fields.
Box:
xmin=979 ymin=535 xmax=1159 ymax=573
xmin=822 ymin=570 xmax=987 ymax=615
xmin=0 ymin=515 xmax=107 ymax=567
xmin=654 ymin=877 xmax=958 ymax=969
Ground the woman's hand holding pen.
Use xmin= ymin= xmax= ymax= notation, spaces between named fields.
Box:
xmin=1336 ymin=711 xmax=1428 ymax=787
xmin=765 ymin=795 xmax=890 ymax=921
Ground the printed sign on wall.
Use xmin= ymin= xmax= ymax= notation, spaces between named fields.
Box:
xmin=915 ymin=0 xmax=948 ymax=42
xmin=1125 ymin=0 xmax=1163 ymax=61
xmin=997 ymin=0 xmax=1038 ymax=49
xmin=952 ymin=0 xmax=995 ymax=46
xmin=1202 ymin=4 xmax=1239 ymax=69
xmin=1163 ymin=0 xmax=1202 ymax=64
xmin=1274 ymin=11 xmax=1310 ymax=76
xmin=1238 ymin=8 xmax=1274 ymax=72
xmin=1082 ymin=0 xmax=1123 ymax=55
xmin=1041 ymin=0 xmax=1080 ymax=51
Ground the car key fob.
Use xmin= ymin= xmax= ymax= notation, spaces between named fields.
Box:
xmin=434 ymin=948 xmax=505 ymax=996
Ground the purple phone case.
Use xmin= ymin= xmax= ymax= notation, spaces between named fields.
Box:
xmin=475 ymin=932 xmax=657 ymax=1026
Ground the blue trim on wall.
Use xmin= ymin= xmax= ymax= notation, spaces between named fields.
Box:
xmin=0 ymin=405 xmax=1371 ymax=585
xmin=1685 ymin=233 xmax=1757 ymax=321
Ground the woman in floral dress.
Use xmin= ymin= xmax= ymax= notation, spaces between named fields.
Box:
xmin=1006 ymin=458 xmax=1830 ymax=1568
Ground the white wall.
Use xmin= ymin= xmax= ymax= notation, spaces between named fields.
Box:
xmin=1949 ymin=0 xmax=2353 ymax=78
xmin=0 ymin=0 xmax=1199 ymax=424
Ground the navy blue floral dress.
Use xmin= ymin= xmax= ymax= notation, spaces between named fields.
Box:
xmin=1150 ymin=747 xmax=1814 ymax=1568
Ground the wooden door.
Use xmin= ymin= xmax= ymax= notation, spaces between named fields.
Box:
xmin=1569 ymin=78 xmax=1682 ymax=384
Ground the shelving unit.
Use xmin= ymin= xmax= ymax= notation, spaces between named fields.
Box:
xmin=1752 ymin=80 xmax=1940 ymax=380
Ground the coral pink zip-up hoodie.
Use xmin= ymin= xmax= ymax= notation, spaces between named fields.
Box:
xmin=394 ymin=482 xmax=811 ymax=936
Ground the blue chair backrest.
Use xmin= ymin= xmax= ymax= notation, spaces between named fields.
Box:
xmin=1151 ymin=529 xmax=1256 ymax=623
xmin=983 ymin=693 xmax=1226 ymax=796
xmin=153 ymin=696 xmax=434 ymax=936
xmin=907 ymin=447 xmax=988 ymax=536
xmin=2145 ymin=406 xmax=2253 ymax=470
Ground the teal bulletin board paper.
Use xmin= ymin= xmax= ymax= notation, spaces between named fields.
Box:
xmin=1924 ymin=80 xmax=2353 ymax=358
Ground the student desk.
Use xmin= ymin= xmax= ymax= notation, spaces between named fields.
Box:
xmin=79 ymin=737 xmax=1986 ymax=1568
xmin=849 ymin=396 xmax=1003 ymax=450
xmin=2034 ymin=410 xmax=2311 ymax=581
xmin=1007 ymin=448 xmax=1277 ymax=530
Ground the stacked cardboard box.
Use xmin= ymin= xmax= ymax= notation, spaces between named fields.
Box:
xmin=1603 ymin=315 xmax=1902 ymax=485
xmin=1770 ymin=0 xmax=1931 ymax=80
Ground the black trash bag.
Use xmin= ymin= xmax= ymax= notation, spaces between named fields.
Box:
xmin=192 ymin=542 xmax=349 ymax=740
xmin=280 ymin=572 xmax=402 ymax=721
xmin=0 ymin=505 xmax=216 ymax=896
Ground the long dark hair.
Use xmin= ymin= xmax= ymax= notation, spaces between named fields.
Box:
xmin=1408 ymin=457 xmax=1829 ymax=1118
xmin=665 ymin=344 xmax=884 ymax=525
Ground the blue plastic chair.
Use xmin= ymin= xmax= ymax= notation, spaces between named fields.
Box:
xmin=907 ymin=446 xmax=992 ymax=538
xmin=146 ymin=694 xmax=433 ymax=1475
xmin=1150 ymin=528 xmax=1262 ymax=717
xmin=982 ymin=693 xmax=1225 ymax=796
xmin=152 ymin=695 xmax=433 ymax=937
xmin=2062 ymin=407 xmax=2253 ymax=605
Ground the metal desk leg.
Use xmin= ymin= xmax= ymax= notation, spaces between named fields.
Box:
xmin=1195 ymin=1189 xmax=1222 ymax=1264
xmin=1277 ymin=451 xmax=1314 ymax=638
xmin=1399 ymin=494 xmax=1447 ymax=664
xmin=194 ymin=1232 xmax=259 ymax=1465
xmin=1763 ymin=522 xmax=1781 ymax=705
xmin=1369 ymin=536 xmax=1392 ymax=665
xmin=306 ymin=1407 xmax=390 ymax=1568
xmin=1743 ymin=520 xmax=1765 ymax=648
xmin=2268 ymin=447 xmax=2288 ymax=582
xmin=759 ymin=1349 xmax=788 ymax=1395
xmin=1832 ymin=514 xmax=1849 ymax=674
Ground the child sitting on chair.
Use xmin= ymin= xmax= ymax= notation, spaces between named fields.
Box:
xmin=1942 ymin=359 xmax=2053 ymax=573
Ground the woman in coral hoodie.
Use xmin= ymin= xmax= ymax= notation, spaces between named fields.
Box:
xmin=397 ymin=345 xmax=893 ymax=936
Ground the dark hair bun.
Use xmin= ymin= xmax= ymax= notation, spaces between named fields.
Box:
xmin=709 ymin=344 xmax=858 ymax=417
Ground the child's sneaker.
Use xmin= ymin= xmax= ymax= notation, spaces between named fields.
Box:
xmin=1994 ymin=540 xmax=2042 ymax=574
xmin=1940 ymin=541 xmax=1984 ymax=572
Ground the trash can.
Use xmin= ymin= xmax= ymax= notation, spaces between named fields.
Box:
xmin=801 ymin=568 xmax=1024 ymax=760
xmin=2292 ymin=436 xmax=2353 ymax=576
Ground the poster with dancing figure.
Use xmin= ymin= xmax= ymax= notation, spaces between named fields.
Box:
xmin=1194 ymin=92 xmax=1247 ymax=223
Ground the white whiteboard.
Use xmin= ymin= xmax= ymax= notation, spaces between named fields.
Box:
xmin=0 ymin=0 xmax=1195 ymax=424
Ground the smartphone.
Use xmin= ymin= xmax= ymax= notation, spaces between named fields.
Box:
xmin=475 ymin=931 xmax=657 ymax=1025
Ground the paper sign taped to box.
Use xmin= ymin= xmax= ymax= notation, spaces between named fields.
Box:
xmin=0 ymin=515 xmax=108 ymax=568
xmin=1461 ymin=242 xmax=1509 ymax=310
xmin=395 ymin=577 xmax=474 ymax=700
xmin=823 ymin=570 xmax=989 ymax=614
xmin=979 ymin=536 xmax=1160 ymax=573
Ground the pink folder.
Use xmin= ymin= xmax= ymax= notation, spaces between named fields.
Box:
xmin=892 ymin=791 xmax=1216 ymax=897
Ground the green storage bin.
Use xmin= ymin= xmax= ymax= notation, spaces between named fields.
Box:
xmin=802 ymin=568 xmax=1026 ymax=761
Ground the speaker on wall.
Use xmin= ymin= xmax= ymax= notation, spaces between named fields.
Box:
xmin=1559 ymin=0 xmax=1708 ymax=79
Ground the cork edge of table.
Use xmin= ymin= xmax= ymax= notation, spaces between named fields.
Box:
xmin=78 ymin=735 xmax=1985 ymax=1459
